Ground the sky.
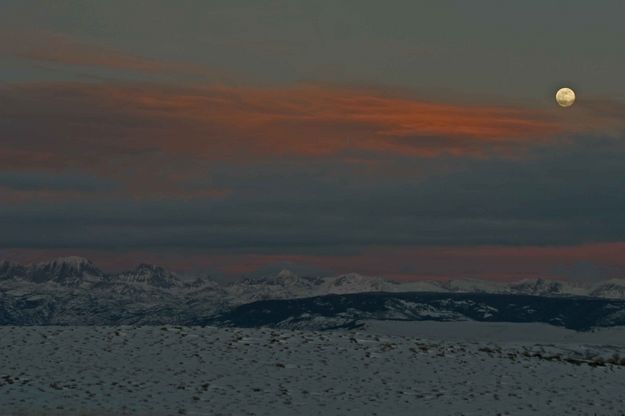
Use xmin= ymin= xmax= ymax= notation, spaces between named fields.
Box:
xmin=2 ymin=1 xmax=625 ymax=281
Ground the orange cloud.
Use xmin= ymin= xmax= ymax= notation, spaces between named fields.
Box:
xmin=6 ymin=80 xmax=623 ymax=196
xmin=0 ymin=81 xmax=567 ymax=169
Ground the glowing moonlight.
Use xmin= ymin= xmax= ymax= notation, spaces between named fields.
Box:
xmin=556 ymin=87 xmax=576 ymax=107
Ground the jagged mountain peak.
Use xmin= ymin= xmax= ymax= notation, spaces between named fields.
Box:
xmin=36 ymin=256 xmax=98 ymax=269
xmin=271 ymin=269 xmax=308 ymax=285
xmin=242 ymin=269 xmax=312 ymax=286
xmin=327 ymin=273 xmax=388 ymax=286
xmin=589 ymin=279 xmax=625 ymax=299
xmin=28 ymin=256 xmax=104 ymax=286
xmin=0 ymin=259 xmax=21 ymax=270
xmin=331 ymin=272 xmax=378 ymax=281
xmin=113 ymin=263 xmax=183 ymax=289
xmin=322 ymin=273 xmax=392 ymax=294
xmin=436 ymin=278 xmax=508 ymax=293
xmin=510 ymin=278 xmax=565 ymax=293
xmin=185 ymin=275 xmax=219 ymax=289
xmin=134 ymin=263 xmax=167 ymax=272
xmin=0 ymin=260 xmax=27 ymax=280
xmin=44 ymin=256 xmax=93 ymax=266
xmin=276 ymin=268 xmax=298 ymax=279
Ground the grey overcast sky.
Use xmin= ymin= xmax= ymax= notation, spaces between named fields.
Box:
xmin=2 ymin=1 xmax=625 ymax=280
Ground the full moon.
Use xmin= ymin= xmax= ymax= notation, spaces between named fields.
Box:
xmin=555 ymin=87 xmax=576 ymax=107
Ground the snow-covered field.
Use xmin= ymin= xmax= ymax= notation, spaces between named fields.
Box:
xmin=362 ymin=320 xmax=625 ymax=344
xmin=1 ymin=325 xmax=625 ymax=416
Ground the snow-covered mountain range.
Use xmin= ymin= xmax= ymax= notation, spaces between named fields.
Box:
xmin=1 ymin=256 xmax=625 ymax=327
xmin=230 ymin=268 xmax=625 ymax=301
xmin=2 ymin=256 xmax=625 ymax=300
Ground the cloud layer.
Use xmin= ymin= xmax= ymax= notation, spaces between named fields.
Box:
xmin=2 ymin=73 xmax=625 ymax=281
xmin=0 ymin=81 xmax=589 ymax=172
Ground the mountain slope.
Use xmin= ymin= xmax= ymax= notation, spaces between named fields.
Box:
xmin=27 ymin=257 xmax=104 ymax=287
xmin=209 ymin=292 xmax=625 ymax=331
xmin=1 ymin=257 xmax=625 ymax=329
xmin=111 ymin=263 xmax=184 ymax=289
